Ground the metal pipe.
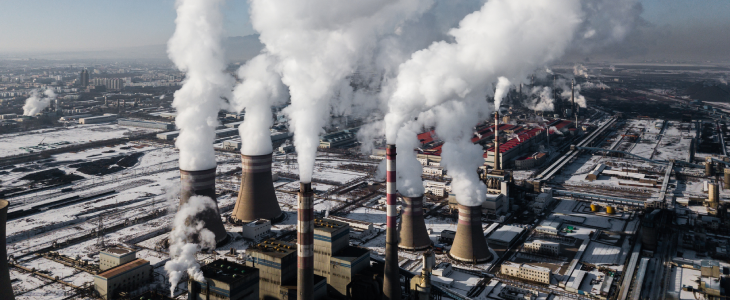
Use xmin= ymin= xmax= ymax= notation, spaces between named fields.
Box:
xmin=297 ymin=182 xmax=314 ymax=300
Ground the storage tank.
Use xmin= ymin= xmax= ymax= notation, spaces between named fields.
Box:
xmin=606 ymin=205 xmax=615 ymax=214
xmin=590 ymin=204 xmax=598 ymax=212
xmin=0 ymin=199 xmax=15 ymax=300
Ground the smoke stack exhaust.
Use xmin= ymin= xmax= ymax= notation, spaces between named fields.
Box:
xmin=297 ymin=182 xmax=314 ymax=300
xmin=448 ymin=204 xmax=492 ymax=264
xmin=180 ymin=168 xmax=228 ymax=245
xmin=398 ymin=195 xmax=432 ymax=250
xmin=383 ymin=144 xmax=401 ymax=300
xmin=0 ymin=200 xmax=15 ymax=300
xmin=571 ymin=79 xmax=576 ymax=118
xmin=231 ymin=153 xmax=283 ymax=223
xmin=494 ymin=112 xmax=500 ymax=171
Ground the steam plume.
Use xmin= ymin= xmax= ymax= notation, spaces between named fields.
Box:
xmin=22 ymin=88 xmax=56 ymax=116
xmin=395 ymin=122 xmax=425 ymax=197
xmin=168 ymin=0 xmax=233 ymax=171
xmin=164 ymin=195 xmax=218 ymax=296
xmin=526 ymin=86 xmax=554 ymax=111
xmin=249 ymin=0 xmax=432 ymax=182
xmin=494 ymin=77 xmax=511 ymax=113
xmin=230 ymin=54 xmax=288 ymax=155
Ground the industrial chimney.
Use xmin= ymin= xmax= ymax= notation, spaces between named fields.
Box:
xmin=180 ymin=167 xmax=228 ymax=245
xmin=0 ymin=200 xmax=15 ymax=300
xmin=398 ymin=195 xmax=432 ymax=251
xmin=448 ymin=204 xmax=492 ymax=264
xmin=383 ymin=144 xmax=401 ymax=300
xmin=494 ymin=112 xmax=500 ymax=171
xmin=297 ymin=182 xmax=314 ymax=300
xmin=231 ymin=153 xmax=283 ymax=223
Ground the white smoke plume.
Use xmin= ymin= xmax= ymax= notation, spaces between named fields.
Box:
xmin=549 ymin=126 xmax=564 ymax=135
xmin=395 ymin=122 xmax=425 ymax=197
xmin=160 ymin=94 xmax=166 ymax=100
xmin=494 ymin=77 xmax=511 ymax=112
xmin=249 ymin=0 xmax=433 ymax=183
xmin=22 ymin=88 xmax=56 ymax=116
xmin=581 ymin=81 xmax=609 ymax=90
xmin=164 ymin=195 xmax=218 ymax=296
xmin=573 ymin=64 xmax=589 ymax=78
xmin=231 ymin=54 xmax=288 ymax=155
xmin=609 ymin=65 xmax=616 ymax=72
xmin=719 ymin=76 xmax=728 ymax=85
xmin=526 ymin=86 xmax=554 ymax=112
xmin=168 ymin=0 xmax=233 ymax=171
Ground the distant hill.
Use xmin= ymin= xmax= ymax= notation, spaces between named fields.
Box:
xmin=0 ymin=35 xmax=264 ymax=63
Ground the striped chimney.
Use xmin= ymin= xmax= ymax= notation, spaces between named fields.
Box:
xmin=297 ymin=182 xmax=314 ymax=300
xmin=494 ymin=112 xmax=500 ymax=171
xmin=383 ymin=144 xmax=401 ymax=300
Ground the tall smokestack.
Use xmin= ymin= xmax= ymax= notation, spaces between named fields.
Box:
xmin=571 ymin=79 xmax=575 ymax=116
xmin=448 ymin=204 xmax=492 ymax=264
xmin=398 ymin=195 xmax=431 ymax=250
xmin=297 ymin=182 xmax=314 ymax=300
xmin=231 ymin=153 xmax=283 ymax=223
xmin=383 ymin=144 xmax=401 ymax=300
xmin=0 ymin=200 xmax=14 ymax=300
xmin=180 ymin=168 xmax=228 ymax=245
xmin=494 ymin=112 xmax=500 ymax=171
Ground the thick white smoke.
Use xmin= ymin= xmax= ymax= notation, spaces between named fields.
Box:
xmin=395 ymin=122 xmax=425 ymax=197
xmin=22 ymin=88 xmax=56 ymax=116
xmin=557 ymin=79 xmax=588 ymax=108
xmin=248 ymin=0 xmax=433 ymax=183
xmin=164 ymin=195 xmax=218 ymax=296
xmin=231 ymin=54 xmax=288 ymax=155
xmin=526 ymin=86 xmax=554 ymax=112
xmin=168 ymin=0 xmax=233 ymax=171
xmin=573 ymin=64 xmax=589 ymax=78
xmin=494 ymin=77 xmax=511 ymax=112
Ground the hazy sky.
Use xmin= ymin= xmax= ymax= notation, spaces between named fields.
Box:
xmin=0 ymin=0 xmax=728 ymax=60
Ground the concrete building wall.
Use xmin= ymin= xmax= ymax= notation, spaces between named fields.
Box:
xmin=500 ymin=263 xmax=551 ymax=284
xmin=93 ymin=260 xmax=152 ymax=299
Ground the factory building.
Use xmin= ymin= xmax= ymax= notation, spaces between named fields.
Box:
xmin=188 ymin=259 xmax=259 ymax=300
xmin=524 ymin=240 xmax=561 ymax=255
xmin=484 ymin=127 xmax=547 ymax=169
xmin=535 ymin=220 xmax=562 ymax=235
xmin=247 ymin=239 xmax=327 ymax=300
xmin=118 ymin=119 xmax=174 ymax=130
xmin=487 ymin=225 xmax=524 ymax=248
xmin=156 ymin=131 xmax=179 ymax=140
xmin=500 ymin=262 xmax=551 ymax=284
xmin=312 ymin=218 xmax=372 ymax=297
xmin=319 ymin=127 xmax=359 ymax=148
xmin=93 ymin=252 xmax=152 ymax=299
xmin=99 ymin=246 xmax=137 ymax=271
xmin=325 ymin=215 xmax=375 ymax=241
xmin=239 ymin=219 xmax=271 ymax=242
xmin=483 ymin=193 xmax=507 ymax=216
xmin=532 ymin=192 xmax=553 ymax=214
xmin=514 ymin=152 xmax=548 ymax=170
xmin=80 ymin=114 xmax=118 ymax=124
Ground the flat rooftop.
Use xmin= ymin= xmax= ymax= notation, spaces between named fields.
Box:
xmin=249 ymin=239 xmax=296 ymax=258
xmin=314 ymin=218 xmax=348 ymax=233
xmin=331 ymin=246 xmax=370 ymax=263
xmin=488 ymin=225 xmax=524 ymax=243
xmin=201 ymin=259 xmax=258 ymax=284
xmin=97 ymin=258 xmax=148 ymax=279
xmin=102 ymin=246 xmax=135 ymax=255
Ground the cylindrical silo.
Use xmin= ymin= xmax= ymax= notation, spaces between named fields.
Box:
xmin=590 ymin=204 xmax=598 ymax=212
xmin=606 ymin=205 xmax=615 ymax=214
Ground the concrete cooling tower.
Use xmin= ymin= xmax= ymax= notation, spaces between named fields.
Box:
xmin=180 ymin=167 xmax=228 ymax=245
xmin=448 ymin=204 xmax=492 ymax=264
xmin=231 ymin=153 xmax=283 ymax=223
xmin=1 ymin=199 xmax=15 ymax=300
xmin=398 ymin=195 xmax=432 ymax=251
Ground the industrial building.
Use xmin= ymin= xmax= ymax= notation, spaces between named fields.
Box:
xmin=239 ymin=219 xmax=271 ymax=241
xmin=312 ymin=218 xmax=372 ymax=297
xmin=80 ymin=114 xmax=118 ymax=124
xmin=487 ymin=225 xmax=524 ymax=248
xmin=319 ymin=127 xmax=359 ymax=148
xmin=1 ymin=200 xmax=14 ymax=300
xmin=118 ymin=119 xmax=174 ymax=130
xmin=535 ymin=220 xmax=562 ymax=235
xmin=156 ymin=131 xmax=179 ymax=140
xmin=188 ymin=259 xmax=259 ymax=300
xmin=93 ymin=252 xmax=152 ymax=299
xmin=484 ymin=127 xmax=547 ymax=168
xmin=99 ymin=246 xmax=138 ymax=271
xmin=500 ymin=262 xmax=551 ymax=284
xmin=483 ymin=193 xmax=507 ymax=216
xmin=524 ymin=240 xmax=561 ymax=255
xmin=247 ymin=239 xmax=327 ymax=300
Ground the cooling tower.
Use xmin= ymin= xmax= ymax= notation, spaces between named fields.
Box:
xmin=383 ymin=144 xmax=401 ymax=300
xmin=180 ymin=168 xmax=228 ymax=245
xmin=448 ymin=205 xmax=492 ymax=264
xmin=231 ymin=153 xmax=282 ymax=223
xmin=1 ymin=200 xmax=15 ymax=300
xmin=297 ymin=182 xmax=314 ymax=300
xmin=398 ymin=195 xmax=432 ymax=251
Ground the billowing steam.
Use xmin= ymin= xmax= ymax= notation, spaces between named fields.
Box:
xmin=573 ymin=64 xmax=589 ymax=78
xmin=168 ymin=0 xmax=233 ymax=171
xmin=526 ymin=86 xmax=554 ymax=111
xmin=719 ymin=76 xmax=728 ymax=85
xmin=22 ymin=88 xmax=56 ymax=116
xmin=494 ymin=77 xmax=511 ymax=113
xmin=248 ymin=0 xmax=432 ymax=183
xmin=395 ymin=122 xmax=425 ymax=197
xmin=231 ymin=54 xmax=288 ymax=155
xmin=164 ymin=195 xmax=218 ymax=296
xmin=549 ymin=126 xmax=563 ymax=135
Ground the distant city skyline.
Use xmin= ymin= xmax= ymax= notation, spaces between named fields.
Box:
xmin=0 ymin=0 xmax=728 ymax=61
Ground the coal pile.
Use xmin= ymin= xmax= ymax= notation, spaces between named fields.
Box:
xmin=20 ymin=168 xmax=84 ymax=185
xmin=69 ymin=152 xmax=145 ymax=176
